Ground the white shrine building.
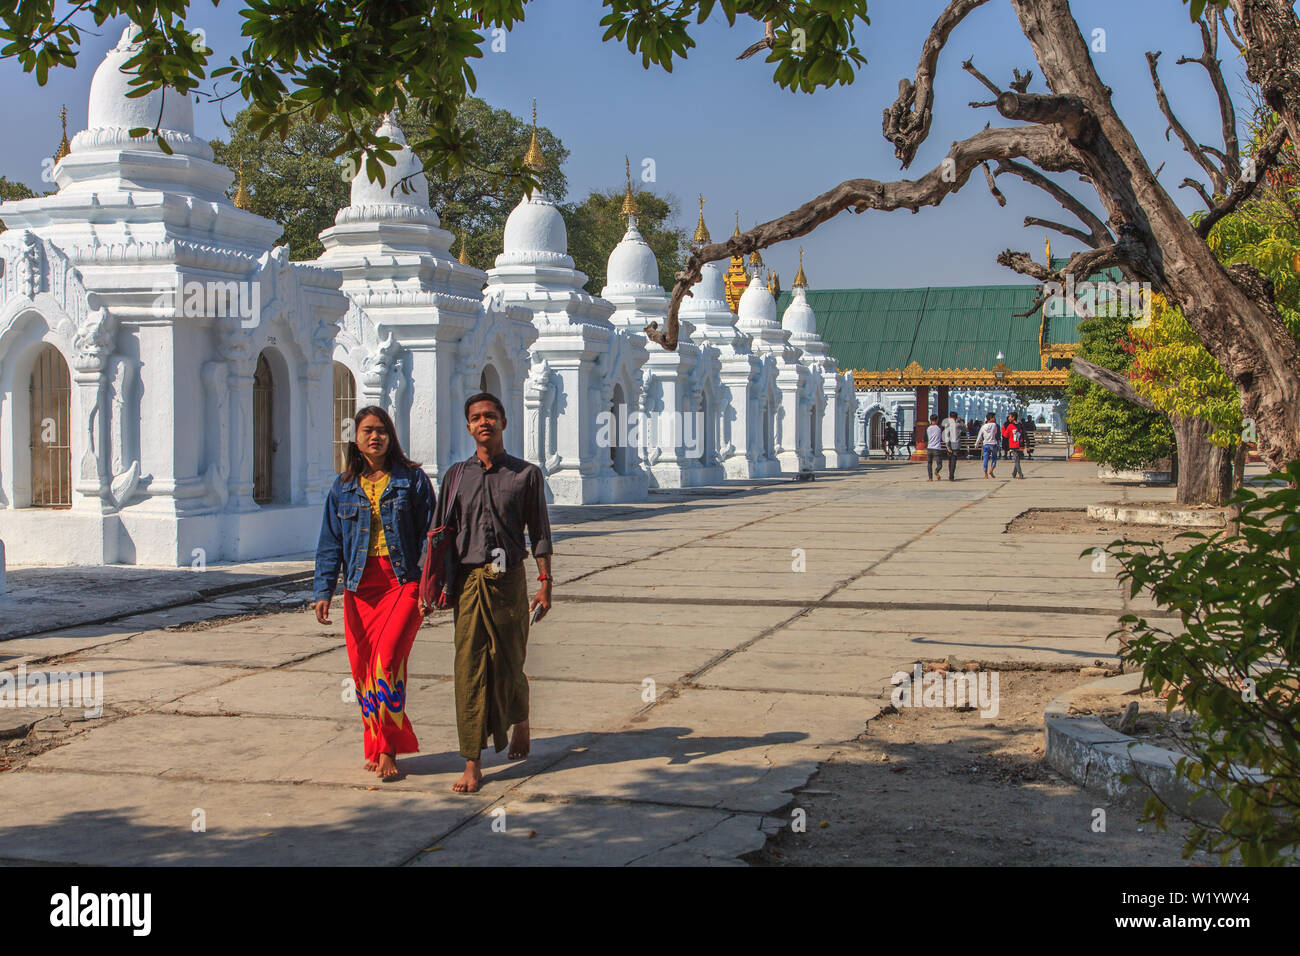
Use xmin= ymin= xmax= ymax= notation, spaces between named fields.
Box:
xmin=484 ymin=111 xmax=648 ymax=505
xmin=781 ymin=251 xmax=858 ymax=469
xmin=0 ymin=27 xmax=347 ymax=566
xmin=736 ymin=259 xmax=810 ymax=475
xmin=315 ymin=115 xmax=537 ymax=478
xmin=679 ymin=206 xmax=766 ymax=480
xmin=603 ymin=168 xmax=722 ymax=488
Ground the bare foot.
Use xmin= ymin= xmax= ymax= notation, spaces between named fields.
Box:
xmin=376 ymin=752 xmax=399 ymax=780
xmin=364 ymin=758 xmax=377 ymax=771
xmin=452 ymin=759 xmax=482 ymax=793
xmin=508 ymin=720 xmax=531 ymax=760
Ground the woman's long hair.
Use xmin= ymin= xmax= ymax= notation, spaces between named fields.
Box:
xmin=340 ymin=405 xmax=422 ymax=481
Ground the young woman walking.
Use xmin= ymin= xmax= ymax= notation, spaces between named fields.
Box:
xmin=313 ymin=406 xmax=436 ymax=780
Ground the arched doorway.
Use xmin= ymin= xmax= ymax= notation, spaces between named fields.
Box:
xmin=809 ymin=402 xmax=818 ymax=460
xmin=479 ymin=363 xmax=501 ymax=397
xmin=610 ymin=383 xmax=628 ymax=474
xmin=29 ymin=344 xmax=72 ymax=508
xmin=869 ymin=411 xmax=884 ymax=451
xmin=332 ymin=362 xmax=356 ymax=474
xmin=698 ymin=389 xmax=712 ymax=464
xmin=253 ymin=352 xmax=275 ymax=505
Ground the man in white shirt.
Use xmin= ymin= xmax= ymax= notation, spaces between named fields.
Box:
xmin=976 ymin=412 xmax=1001 ymax=478
xmin=941 ymin=411 xmax=962 ymax=481
xmin=925 ymin=414 xmax=944 ymax=481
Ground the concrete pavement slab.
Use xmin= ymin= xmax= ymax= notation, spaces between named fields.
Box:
xmin=0 ymin=771 xmax=482 ymax=866
xmin=411 ymin=796 xmax=761 ymax=867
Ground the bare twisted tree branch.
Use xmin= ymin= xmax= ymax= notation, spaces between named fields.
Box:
xmin=882 ymin=0 xmax=992 ymax=167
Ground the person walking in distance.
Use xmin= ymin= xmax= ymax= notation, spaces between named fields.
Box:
xmin=977 ymin=412 xmax=1000 ymax=478
xmin=440 ymin=392 xmax=553 ymax=794
xmin=883 ymin=421 xmax=898 ymax=460
xmin=925 ymin=414 xmax=943 ymax=482
xmin=314 ymin=406 xmax=436 ymax=780
xmin=1004 ymin=412 xmax=1026 ymax=479
xmin=941 ymin=411 xmax=961 ymax=480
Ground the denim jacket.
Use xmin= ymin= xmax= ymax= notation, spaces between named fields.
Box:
xmin=313 ymin=460 xmax=437 ymax=602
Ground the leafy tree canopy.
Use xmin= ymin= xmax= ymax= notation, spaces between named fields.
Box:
xmin=563 ymin=187 xmax=686 ymax=297
xmin=211 ymin=96 xmax=568 ymax=262
xmin=0 ymin=0 xmax=869 ymax=192
xmin=1066 ymin=313 xmax=1175 ymax=470
xmin=0 ymin=175 xmax=37 ymax=233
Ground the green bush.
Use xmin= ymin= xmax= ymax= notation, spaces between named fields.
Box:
xmin=1098 ymin=460 xmax=1300 ymax=865
xmin=1066 ymin=314 xmax=1175 ymax=469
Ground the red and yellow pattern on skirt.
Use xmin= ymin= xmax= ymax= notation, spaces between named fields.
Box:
xmin=343 ymin=555 xmax=421 ymax=761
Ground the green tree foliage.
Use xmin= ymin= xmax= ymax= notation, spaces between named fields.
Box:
xmin=211 ymin=97 xmax=567 ymax=262
xmin=1100 ymin=462 xmax=1300 ymax=866
xmin=1128 ymin=109 xmax=1300 ymax=451
xmin=0 ymin=1 xmax=868 ymax=191
xmin=0 ymin=175 xmax=37 ymax=233
xmin=1066 ymin=313 xmax=1175 ymax=469
xmin=563 ymin=188 xmax=686 ymax=297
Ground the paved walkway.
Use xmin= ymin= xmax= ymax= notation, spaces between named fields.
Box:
xmin=1 ymin=454 xmax=1173 ymax=865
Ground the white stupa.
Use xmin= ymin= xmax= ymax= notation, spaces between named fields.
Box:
xmin=315 ymin=114 xmax=536 ymax=476
xmin=737 ymin=249 xmax=809 ymax=474
xmin=483 ymin=104 xmax=647 ymax=504
xmin=782 ymin=251 xmax=858 ymax=469
xmin=679 ymin=199 xmax=767 ymax=480
xmin=0 ymin=24 xmax=347 ymax=565
xmin=603 ymin=166 xmax=719 ymax=487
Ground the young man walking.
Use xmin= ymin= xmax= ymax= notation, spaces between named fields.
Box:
xmin=941 ymin=411 xmax=961 ymax=480
xmin=977 ymin=412 xmax=1000 ymax=478
xmin=925 ymin=414 xmax=943 ymax=482
xmin=883 ymin=422 xmax=898 ymax=460
xmin=1003 ymin=412 xmax=1026 ymax=479
xmin=437 ymin=392 xmax=553 ymax=794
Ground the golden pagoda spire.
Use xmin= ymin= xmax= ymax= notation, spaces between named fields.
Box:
xmin=793 ymin=247 xmax=808 ymax=288
xmin=233 ymin=160 xmax=251 ymax=210
xmin=523 ymin=99 xmax=545 ymax=172
xmin=724 ymin=210 xmax=748 ymax=314
xmin=620 ymin=155 xmax=638 ymax=218
xmin=692 ymin=194 xmax=711 ymax=246
xmin=748 ymin=244 xmax=764 ymax=271
xmin=767 ymin=270 xmax=779 ymax=295
xmin=1044 ymin=236 xmax=1052 ymax=265
xmin=54 ymin=104 xmax=71 ymax=162
xmin=458 ymin=230 xmax=470 ymax=265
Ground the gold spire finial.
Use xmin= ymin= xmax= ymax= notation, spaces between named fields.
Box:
xmin=458 ymin=230 xmax=470 ymax=265
xmin=748 ymin=243 xmax=764 ymax=270
xmin=767 ymin=270 xmax=778 ymax=295
xmin=620 ymin=155 xmax=638 ymax=218
xmin=733 ymin=210 xmax=741 ymax=238
xmin=523 ymin=99 xmax=545 ymax=172
xmin=793 ymin=247 xmax=808 ymax=288
xmin=233 ymin=159 xmax=251 ymax=210
xmin=1044 ymin=236 xmax=1052 ymax=265
xmin=692 ymin=194 xmax=711 ymax=246
xmin=54 ymin=104 xmax=71 ymax=162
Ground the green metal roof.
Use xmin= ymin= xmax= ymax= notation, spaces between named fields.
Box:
xmin=775 ymin=284 xmax=1046 ymax=372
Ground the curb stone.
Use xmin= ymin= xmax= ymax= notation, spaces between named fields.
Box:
xmin=1043 ymin=672 xmax=1249 ymax=825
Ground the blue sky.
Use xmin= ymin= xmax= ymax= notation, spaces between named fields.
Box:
xmin=0 ymin=0 xmax=1244 ymax=289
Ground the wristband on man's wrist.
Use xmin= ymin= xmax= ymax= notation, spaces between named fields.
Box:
xmin=537 ymin=573 xmax=551 ymax=582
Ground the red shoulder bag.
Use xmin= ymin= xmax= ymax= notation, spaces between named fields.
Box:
xmin=418 ymin=462 xmax=465 ymax=612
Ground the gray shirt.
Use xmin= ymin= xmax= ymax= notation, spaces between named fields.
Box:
xmin=437 ymin=451 xmax=553 ymax=568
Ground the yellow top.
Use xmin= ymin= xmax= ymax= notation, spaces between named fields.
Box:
xmin=359 ymin=472 xmax=390 ymax=556
xmin=523 ymin=100 xmax=545 ymax=172
xmin=55 ymin=105 xmax=71 ymax=162
xmin=234 ymin=161 xmax=251 ymax=210
xmin=620 ymin=156 xmax=638 ymax=217
xmin=793 ymin=247 xmax=808 ymax=288
xmin=692 ymin=194 xmax=711 ymax=246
